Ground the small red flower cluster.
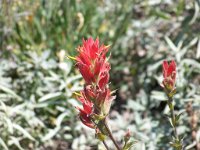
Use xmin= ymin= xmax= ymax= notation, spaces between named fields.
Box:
xmin=162 ymin=60 xmax=176 ymax=92
xmin=75 ymin=38 xmax=115 ymax=128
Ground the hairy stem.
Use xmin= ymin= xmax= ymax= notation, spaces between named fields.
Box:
xmin=168 ymin=97 xmax=178 ymax=139
xmin=103 ymin=118 xmax=121 ymax=150
xmin=102 ymin=140 xmax=109 ymax=150
xmin=168 ymin=97 xmax=183 ymax=150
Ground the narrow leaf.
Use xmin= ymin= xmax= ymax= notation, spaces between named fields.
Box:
xmin=13 ymin=124 xmax=35 ymax=141
xmin=0 ymin=138 xmax=9 ymax=150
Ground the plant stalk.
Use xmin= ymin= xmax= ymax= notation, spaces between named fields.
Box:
xmin=102 ymin=140 xmax=109 ymax=150
xmin=103 ymin=118 xmax=121 ymax=150
xmin=168 ymin=97 xmax=178 ymax=139
xmin=168 ymin=96 xmax=183 ymax=150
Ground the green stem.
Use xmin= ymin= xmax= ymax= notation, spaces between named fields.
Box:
xmin=168 ymin=97 xmax=178 ymax=139
xmin=103 ymin=118 xmax=121 ymax=150
xmin=167 ymin=96 xmax=183 ymax=150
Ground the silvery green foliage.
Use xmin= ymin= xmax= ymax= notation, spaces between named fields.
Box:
xmin=0 ymin=0 xmax=200 ymax=149
xmin=0 ymin=50 xmax=82 ymax=149
xmin=107 ymin=0 xmax=200 ymax=149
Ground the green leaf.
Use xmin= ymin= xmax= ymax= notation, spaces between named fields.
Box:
xmin=151 ymin=9 xmax=171 ymax=19
xmin=96 ymin=132 xmax=106 ymax=141
xmin=126 ymin=100 xmax=145 ymax=111
xmin=123 ymin=141 xmax=136 ymax=150
xmin=0 ymin=137 xmax=9 ymax=150
xmin=170 ymin=141 xmax=182 ymax=149
xmin=167 ymin=101 xmax=174 ymax=111
xmin=4 ymin=117 xmax=14 ymax=134
xmin=168 ymin=118 xmax=175 ymax=128
xmin=8 ymin=136 xmax=24 ymax=150
xmin=42 ymin=127 xmax=60 ymax=142
xmin=38 ymin=92 xmax=62 ymax=102
xmin=165 ymin=36 xmax=179 ymax=52
xmin=151 ymin=91 xmax=166 ymax=101
xmin=42 ymin=112 xmax=69 ymax=141
xmin=0 ymin=84 xmax=22 ymax=101
xmin=13 ymin=124 xmax=35 ymax=141
xmin=169 ymin=89 xmax=176 ymax=98
xmin=175 ymin=111 xmax=184 ymax=122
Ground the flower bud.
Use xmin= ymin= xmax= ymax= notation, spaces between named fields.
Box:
xmin=162 ymin=60 xmax=176 ymax=94
xmin=124 ymin=129 xmax=131 ymax=142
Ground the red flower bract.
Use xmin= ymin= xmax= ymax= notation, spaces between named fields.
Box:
xmin=76 ymin=37 xmax=110 ymax=84
xmin=76 ymin=93 xmax=94 ymax=128
xmin=75 ymin=37 xmax=114 ymax=128
xmin=162 ymin=60 xmax=176 ymax=92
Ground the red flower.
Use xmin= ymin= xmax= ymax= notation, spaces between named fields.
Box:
xmin=76 ymin=93 xmax=94 ymax=128
xmin=75 ymin=37 xmax=114 ymax=128
xmin=124 ymin=129 xmax=131 ymax=142
xmin=162 ymin=60 xmax=176 ymax=92
xmin=96 ymin=88 xmax=115 ymax=115
xmin=76 ymin=37 xmax=110 ymax=85
xmin=84 ymin=85 xmax=96 ymax=102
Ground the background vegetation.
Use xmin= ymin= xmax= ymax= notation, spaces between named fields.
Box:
xmin=0 ymin=0 xmax=200 ymax=149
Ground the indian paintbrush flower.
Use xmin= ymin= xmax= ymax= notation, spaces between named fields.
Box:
xmin=76 ymin=38 xmax=110 ymax=85
xmin=161 ymin=60 xmax=183 ymax=150
xmin=162 ymin=60 xmax=176 ymax=94
xmin=71 ymin=38 xmax=135 ymax=150
xmin=75 ymin=37 xmax=114 ymax=128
